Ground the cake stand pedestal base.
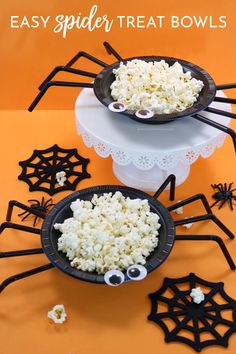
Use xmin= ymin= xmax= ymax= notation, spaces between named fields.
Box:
xmin=113 ymin=162 xmax=190 ymax=191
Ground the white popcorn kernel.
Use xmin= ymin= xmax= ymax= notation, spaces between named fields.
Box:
xmin=173 ymin=200 xmax=184 ymax=215
xmin=190 ymin=287 xmax=205 ymax=304
xmin=111 ymin=59 xmax=204 ymax=115
xmin=56 ymin=171 xmax=67 ymax=187
xmin=54 ymin=192 xmax=161 ymax=274
xmin=182 ymin=217 xmax=194 ymax=229
xmin=47 ymin=304 xmax=67 ymax=324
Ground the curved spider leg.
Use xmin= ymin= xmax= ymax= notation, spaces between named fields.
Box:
xmin=28 ymin=199 xmax=41 ymax=204
xmin=175 ymin=235 xmax=235 ymax=270
xmin=168 ymin=194 xmax=212 ymax=214
xmin=6 ymin=200 xmax=46 ymax=222
xmin=218 ymin=184 xmax=225 ymax=193
xmin=230 ymin=188 xmax=236 ymax=192
xmin=28 ymin=81 xmax=93 ymax=112
xmin=0 ymin=248 xmax=43 ymax=258
xmin=20 ymin=212 xmax=32 ymax=222
xmin=41 ymin=196 xmax=45 ymax=205
xmin=229 ymin=198 xmax=234 ymax=211
xmin=218 ymin=199 xmax=227 ymax=209
xmin=216 ymin=83 xmax=236 ymax=90
xmin=0 ymin=263 xmax=54 ymax=293
xmin=211 ymin=183 xmax=224 ymax=193
xmin=44 ymin=204 xmax=55 ymax=209
xmin=0 ymin=222 xmax=40 ymax=235
xmin=210 ymin=199 xmax=223 ymax=208
xmin=152 ymin=175 xmax=176 ymax=201
xmin=43 ymin=197 xmax=51 ymax=205
xmin=227 ymin=182 xmax=233 ymax=191
xmin=208 ymin=81 xmax=236 ymax=119
xmin=65 ymin=51 xmax=108 ymax=69
xmin=44 ymin=198 xmax=53 ymax=208
xmin=192 ymin=114 xmax=236 ymax=153
xmin=18 ymin=210 xmax=29 ymax=217
xmin=38 ymin=67 xmax=97 ymax=90
xmin=213 ymin=97 xmax=236 ymax=104
xmin=103 ymin=41 xmax=123 ymax=61
xmin=174 ymin=214 xmax=234 ymax=239
xmin=33 ymin=215 xmax=38 ymax=227
xmin=170 ymin=193 xmax=234 ymax=238
xmin=204 ymin=107 xmax=236 ymax=119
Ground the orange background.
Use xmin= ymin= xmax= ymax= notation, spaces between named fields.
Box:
xmin=0 ymin=1 xmax=236 ymax=354
xmin=0 ymin=0 xmax=236 ymax=109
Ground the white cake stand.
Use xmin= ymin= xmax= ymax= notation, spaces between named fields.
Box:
xmin=75 ymin=89 xmax=231 ymax=191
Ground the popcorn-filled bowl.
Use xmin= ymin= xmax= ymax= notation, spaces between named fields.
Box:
xmin=93 ymin=56 xmax=216 ymax=124
xmin=41 ymin=185 xmax=175 ymax=284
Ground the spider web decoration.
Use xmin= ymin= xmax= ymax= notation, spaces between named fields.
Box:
xmin=18 ymin=144 xmax=91 ymax=195
xmin=148 ymin=273 xmax=236 ymax=352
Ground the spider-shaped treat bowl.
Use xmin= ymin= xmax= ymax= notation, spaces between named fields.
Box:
xmin=0 ymin=175 xmax=235 ymax=292
xmin=93 ymin=55 xmax=216 ymax=124
xmin=28 ymin=41 xmax=236 ymax=150
xmin=41 ymin=185 xmax=175 ymax=284
xmin=28 ymin=42 xmax=217 ymax=124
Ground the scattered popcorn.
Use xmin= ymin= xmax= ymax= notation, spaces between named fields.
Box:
xmin=54 ymin=192 xmax=161 ymax=274
xmin=110 ymin=59 xmax=204 ymax=115
xmin=47 ymin=304 xmax=67 ymax=324
xmin=190 ymin=287 xmax=205 ymax=304
xmin=173 ymin=201 xmax=184 ymax=215
xmin=182 ymin=217 xmax=194 ymax=229
xmin=56 ymin=171 xmax=67 ymax=186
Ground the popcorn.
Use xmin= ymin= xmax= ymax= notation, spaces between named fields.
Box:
xmin=47 ymin=304 xmax=67 ymax=324
xmin=173 ymin=200 xmax=184 ymax=215
xmin=55 ymin=192 xmax=161 ymax=274
xmin=110 ymin=59 xmax=204 ymax=115
xmin=190 ymin=287 xmax=205 ymax=304
xmin=182 ymin=217 xmax=194 ymax=229
xmin=56 ymin=171 xmax=67 ymax=186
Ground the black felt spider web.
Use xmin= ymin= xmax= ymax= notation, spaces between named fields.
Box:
xmin=148 ymin=273 xmax=236 ymax=352
xmin=18 ymin=144 xmax=90 ymax=195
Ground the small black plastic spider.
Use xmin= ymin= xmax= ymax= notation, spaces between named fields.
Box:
xmin=211 ymin=183 xmax=236 ymax=210
xmin=18 ymin=197 xmax=55 ymax=226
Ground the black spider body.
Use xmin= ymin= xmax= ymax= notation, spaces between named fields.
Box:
xmin=18 ymin=197 xmax=55 ymax=226
xmin=211 ymin=183 xmax=236 ymax=210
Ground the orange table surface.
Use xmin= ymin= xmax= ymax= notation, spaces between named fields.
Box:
xmin=0 ymin=109 xmax=236 ymax=354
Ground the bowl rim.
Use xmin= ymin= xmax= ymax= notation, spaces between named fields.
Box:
xmin=93 ymin=55 xmax=216 ymax=124
xmin=41 ymin=185 xmax=175 ymax=284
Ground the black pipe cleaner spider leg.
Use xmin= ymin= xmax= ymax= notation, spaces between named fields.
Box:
xmin=0 ymin=200 xmax=54 ymax=293
xmin=28 ymin=48 xmax=110 ymax=112
xmin=0 ymin=174 xmax=235 ymax=294
xmin=210 ymin=183 xmax=236 ymax=210
xmin=18 ymin=197 xmax=55 ymax=226
xmin=166 ymin=194 xmax=235 ymax=270
xmin=28 ymin=42 xmax=236 ymax=152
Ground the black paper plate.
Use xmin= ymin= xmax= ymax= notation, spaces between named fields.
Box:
xmin=93 ymin=56 xmax=216 ymax=124
xmin=41 ymin=185 xmax=175 ymax=284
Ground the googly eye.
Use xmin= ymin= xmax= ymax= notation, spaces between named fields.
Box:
xmin=126 ymin=265 xmax=147 ymax=281
xmin=104 ymin=270 xmax=125 ymax=286
xmin=108 ymin=101 xmax=126 ymax=112
xmin=135 ymin=109 xmax=154 ymax=119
